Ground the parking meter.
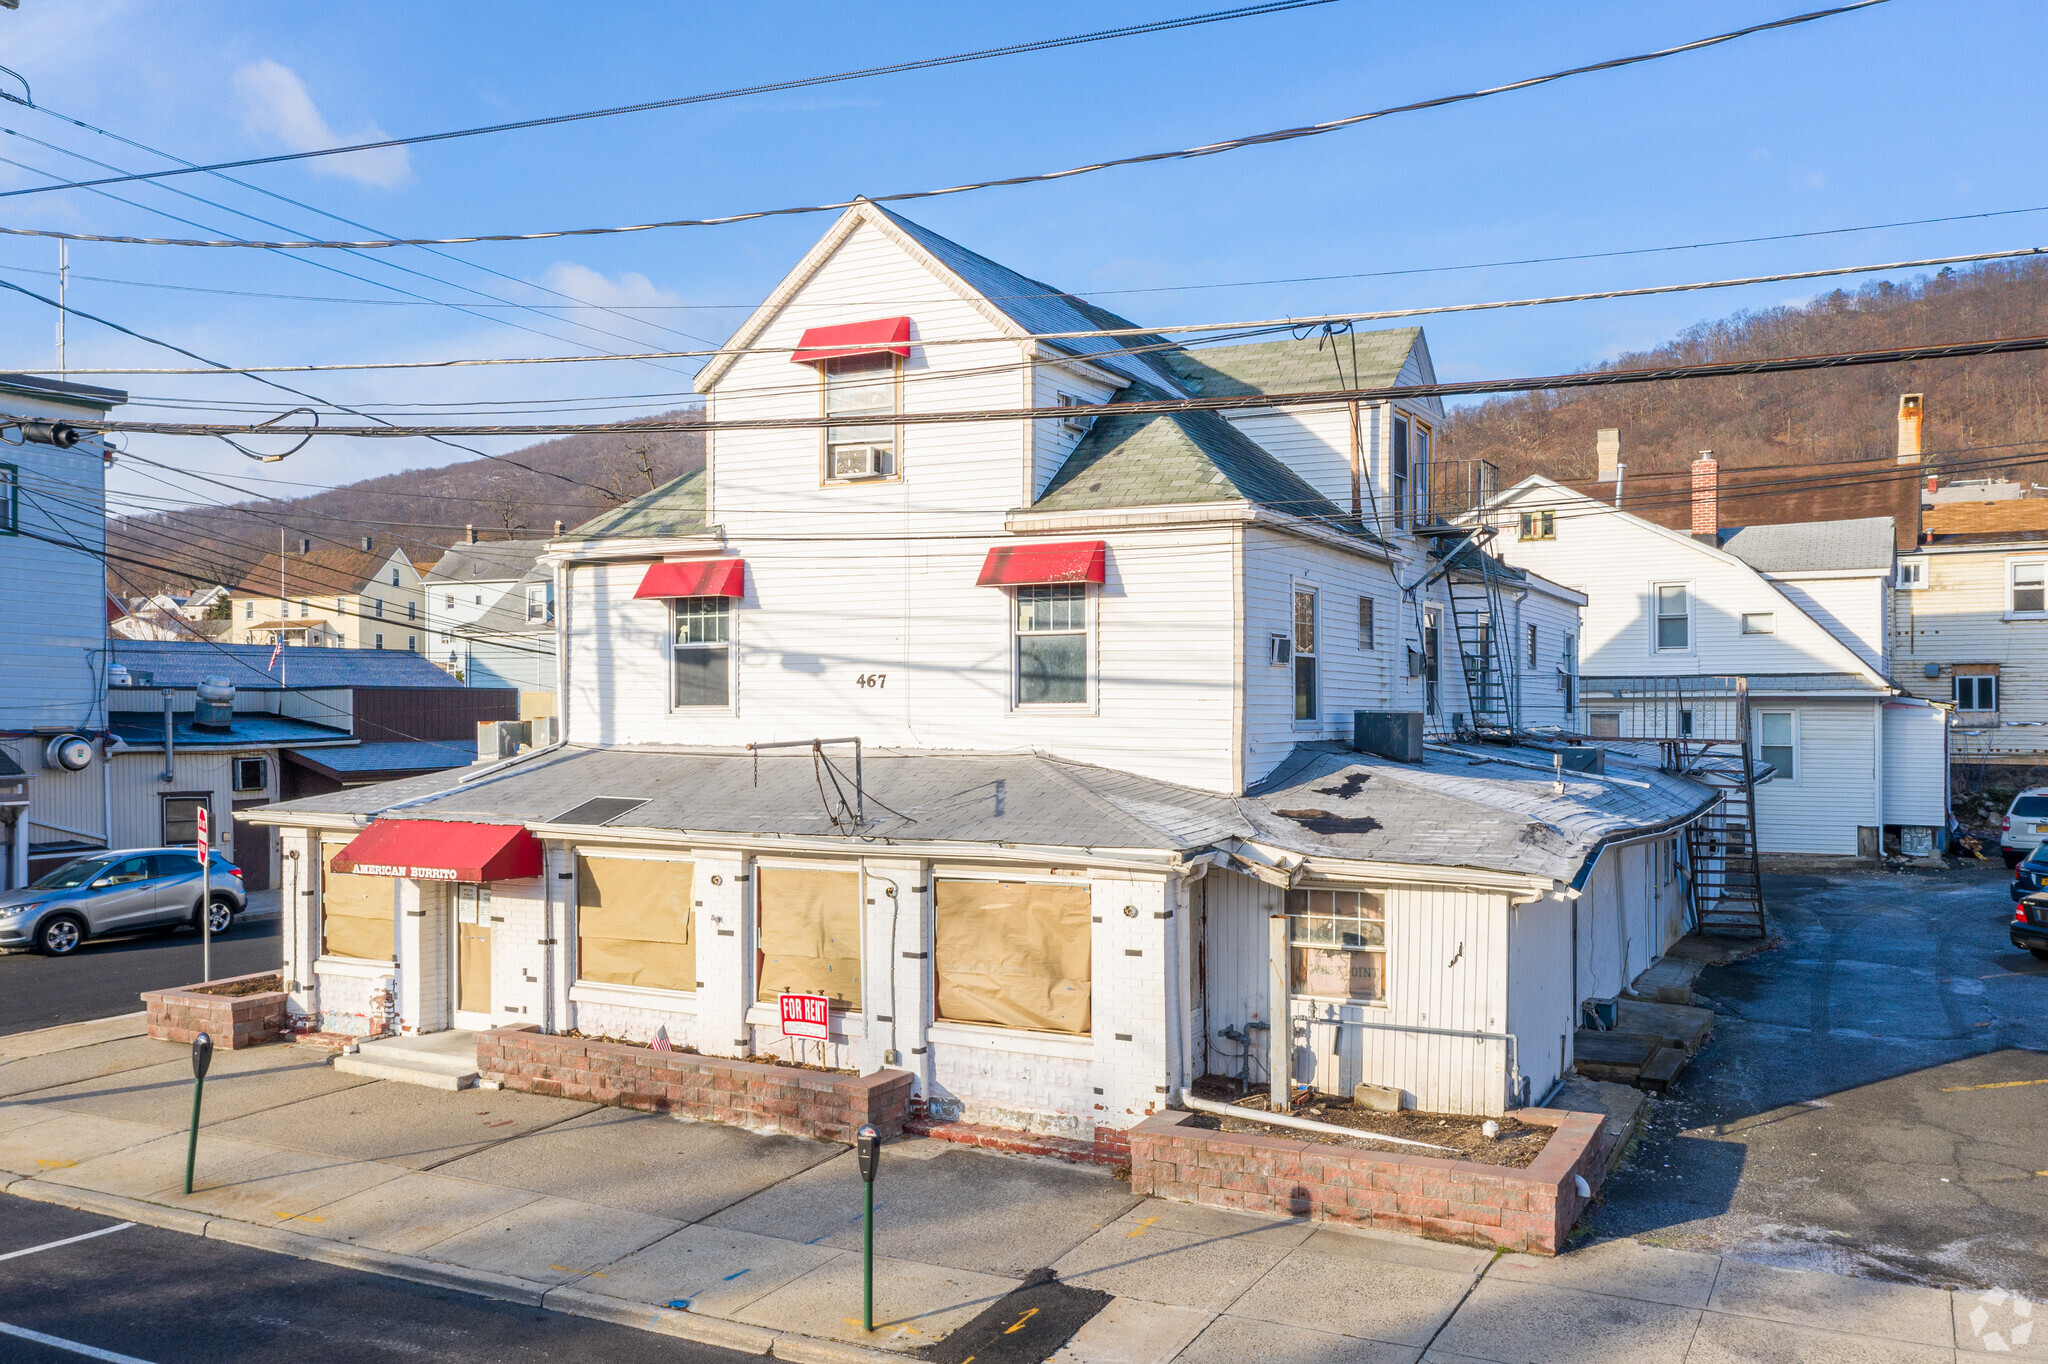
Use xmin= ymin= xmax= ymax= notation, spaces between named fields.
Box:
xmin=184 ymin=1032 xmax=212 ymax=1194
xmin=856 ymin=1123 xmax=881 ymax=1331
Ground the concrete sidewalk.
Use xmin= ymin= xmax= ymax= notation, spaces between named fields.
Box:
xmin=0 ymin=1016 xmax=2032 ymax=1362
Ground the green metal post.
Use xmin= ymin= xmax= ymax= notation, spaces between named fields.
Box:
xmin=862 ymin=1176 xmax=874 ymax=1332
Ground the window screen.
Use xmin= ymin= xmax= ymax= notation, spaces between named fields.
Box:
xmin=576 ymin=855 xmax=694 ymax=992
xmin=934 ymin=880 xmax=1091 ymax=1034
xmin=756 ymin=866 xmax=861 ymax=1009
xmin=321 ymin=843 xmax=394 ymax=961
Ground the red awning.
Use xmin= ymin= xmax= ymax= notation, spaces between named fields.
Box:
xmin=634 ymin=558 xmax=746 ymax=600
xmin=976 ymin=541 xmax=1108 ymax=587
xmin=330 ymin=820 xmax=542 ymax=883
xmin=791 ymin=316 xmax=912 ymax=365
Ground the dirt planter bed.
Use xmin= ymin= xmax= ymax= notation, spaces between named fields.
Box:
xmin=140 ymin=972 xmax=287 ymax=1049
xmin=476 ymin=1027 xmax=911 ymax=1143
xmin=1130 ymin=1105 xmax=1610 ymax=1255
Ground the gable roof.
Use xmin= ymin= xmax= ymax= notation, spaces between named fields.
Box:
xmin=1717 ymin=517 xmax=1894 ymax=573
xmin=1157 ymin=329 xmax=1423 ymax=400
xmin=425 ymin=540 xmax=551 ymax=583
xmin=566 ymin=467 xmax=709 ymax=539
xmin=231 ymin=542 xmax=427 ymax=597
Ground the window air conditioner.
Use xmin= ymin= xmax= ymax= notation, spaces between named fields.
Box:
xmin=832 ymin=446 xmax=887 ymax=479
xmin=1269 ymin=633 xmax=1292 ymax=666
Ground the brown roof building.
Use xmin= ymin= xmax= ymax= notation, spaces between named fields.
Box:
xmin=228 ymin=536 xmax=434 ymax=651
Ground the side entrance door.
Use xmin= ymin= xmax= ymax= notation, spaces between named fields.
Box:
xmin=452 ymin=883 xmax=493 ymax=1028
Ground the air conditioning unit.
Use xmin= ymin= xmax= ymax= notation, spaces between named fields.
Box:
xmin=832 ymin=446 xmax=887 ymax=479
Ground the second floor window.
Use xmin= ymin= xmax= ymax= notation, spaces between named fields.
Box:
xmin=1391 ymin=416 xmax=1409 ymax=529
xmin=1016 ymin=584 xmax=1086 ymax=705
xmin=1955 ymin=674 xmax=1999 ymax=711
xmin=374 ymin=598 xmax=385 ymax=618
xmin=1519 ymin=510 xmax=1555 ymax=540
xmin=1525 ymin=624 xmax=1538 ymax=669
xmin=298 ymin=599 xmax=309 ymax=618
xmin=673 ymin=597 xmax=731 ymax=707
xmin=1655 ymin=584 xmax=1690 ymax=651
xmin=823 ymin=353 xmax=898 ymax=480
xmin=1293 ymin=587 xmax=1319 ymax=722
xmin=1756 ymin=710 xmax=1796 ymax=780
xmin=244 ymin=601 xmax=253 ymax=620
xmin=1357 ymin=596 xmax=1375 ymax=649
xmin=407 ymin=601 xmax=416 ymax=621
xmin=2011 ymin=562 xmax=2046 ymax=615
xmin=390 ymin=568 xmax=399 ymax=586
xmin=527 ymin=583 xmax=555 ymax=624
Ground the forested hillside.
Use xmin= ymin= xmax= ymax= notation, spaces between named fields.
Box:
xmin=1443 ymin=258 xmax=2048 ymax=482
xmin=111 ymin=412 xmax=703 ymax=591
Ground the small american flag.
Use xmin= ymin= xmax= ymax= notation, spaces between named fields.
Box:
xmin=267 ymin=637 xmax=283 ymax=672
xmin=649 ymin=1026 xmax=674 ymax=1052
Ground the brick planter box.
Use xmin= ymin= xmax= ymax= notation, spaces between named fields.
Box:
xmin=140 ymin=972 xmax=288 ymax=1049
xmin=1129 ymin=1107 xmax=1609 ymax=1255
xmin=477 ymin=1028 xmax=912 ymax=1144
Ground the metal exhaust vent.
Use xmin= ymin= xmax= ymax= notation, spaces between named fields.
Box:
xmin=552 ymin=796 xmax=649 ymax=827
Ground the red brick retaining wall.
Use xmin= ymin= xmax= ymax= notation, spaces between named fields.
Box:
xmin=477 ymin=1028 xmax=912 ymax=1143
xmin=1129 ymin=1107 xmax=1607 ymax=1255
xmin=141 ymin=972 xmax=287 ymax=1049
xmin=906 ymin=1115 xmax=1133 ymax=1167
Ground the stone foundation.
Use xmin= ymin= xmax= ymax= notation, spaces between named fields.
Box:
xmin=1128 ymin=1107 xmax=1608 ymax=1255
xmin=141 ymin=972 xmax=288 ymax=1049
xmin=476 ymin=1027 xmax=912 ymax=1143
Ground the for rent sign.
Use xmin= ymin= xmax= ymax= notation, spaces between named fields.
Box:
xmin=779 ymin=992 xmax=830 ymax=1041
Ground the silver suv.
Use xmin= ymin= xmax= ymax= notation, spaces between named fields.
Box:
xmin=0 ymin=849 xmax=246 ymax=956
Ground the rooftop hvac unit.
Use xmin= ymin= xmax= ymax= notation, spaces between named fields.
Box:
xmin=831 ymin=446 xmax=887 ymax=479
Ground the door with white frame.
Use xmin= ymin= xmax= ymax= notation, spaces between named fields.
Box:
xmin=452 ymin=882 xmax=495 ymax=1029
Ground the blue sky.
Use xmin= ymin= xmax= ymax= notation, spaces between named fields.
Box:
xmin=1 ymin=0 xmax=2041 ymax=510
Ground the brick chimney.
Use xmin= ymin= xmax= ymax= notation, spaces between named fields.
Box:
xmin=1896 ymin=393 xmax=1924 ymax=465
xmin=1690 ymin=451 xmax=1719 ymax=542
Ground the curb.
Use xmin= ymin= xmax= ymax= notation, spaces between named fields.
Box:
xmin=5 ymin=1178 xmax=925 ymax=1361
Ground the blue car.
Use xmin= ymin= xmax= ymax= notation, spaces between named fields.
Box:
xmin=2013 ymin=845 xmax=2048 ymax=901
xmin=0 ymin=848 xmax=245 ymax=956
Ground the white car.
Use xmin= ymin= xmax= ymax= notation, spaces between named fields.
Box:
xmin=1999 ymin=788 xmax=2048 ymax=866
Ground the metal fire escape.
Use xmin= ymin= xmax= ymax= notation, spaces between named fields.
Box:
xmin=1413 ymin=523 xmax=1519 ymax=737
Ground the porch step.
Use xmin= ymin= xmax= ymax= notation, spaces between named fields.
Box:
xmin=334 ymin=1030 xmax=480 ymax=1090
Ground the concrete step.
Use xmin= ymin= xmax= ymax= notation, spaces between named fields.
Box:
xmin=334 ymin=1030 xmax=480 ymax=1090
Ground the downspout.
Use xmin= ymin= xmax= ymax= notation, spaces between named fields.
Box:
xmin=159 ymin=689 xmax=175 ymax=783
xmin=100 ymin=734 xmax=113 ymax=849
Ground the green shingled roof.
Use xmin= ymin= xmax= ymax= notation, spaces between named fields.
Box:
xmin=1158 ymin=328 xmax=1422 ymax=398
xmin=1034 ymin=387 xmax=1351 ymax=524
xmin=569 ymin=466 xmax=709 ymax=538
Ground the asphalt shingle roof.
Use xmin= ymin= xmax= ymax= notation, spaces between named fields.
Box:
xmin=424 ymin=541 xmax=551 ymax=583
xmin=286 ymin=741 xmax=475 ymax=773
xmin=1158 ymin=329 xmax=1422 ymax=399
xmin=1717 ymin=517 xmax=1894 ymax=573
xmin=568 ymin=467 xmax=709 ymax=540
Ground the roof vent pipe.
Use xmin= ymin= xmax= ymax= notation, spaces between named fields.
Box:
xmin=193 ymin=676 xmax=234 ymax=733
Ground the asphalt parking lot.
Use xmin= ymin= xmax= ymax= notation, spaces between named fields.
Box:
xmin=1591 ymin=860 xmax=2048 ymax=1291
xmin=0 ymin=899 xmax=282 ymax=1036
xmin=0 ymin=1196 xmax=746 ymax=1364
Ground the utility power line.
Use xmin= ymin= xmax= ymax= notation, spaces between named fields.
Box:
xmin=34 ymin=244 xmax=2040 ymax=377
xmin=0 ymin=2 xmax=1339 ymax=199
xmin=0 ymin=3 xmax=1886 ymax=251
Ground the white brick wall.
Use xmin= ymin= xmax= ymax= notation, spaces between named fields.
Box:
xmin=400 ymin=880 xmax=446 ymax=1033
xmin=488 ymin=875 xmax=547 ymax=1026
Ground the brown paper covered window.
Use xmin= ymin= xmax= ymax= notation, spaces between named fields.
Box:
xmin=576 ymin=855 xmax=694 ymax=992
xmin=1287 ymin=886 xmax=1385 ymax=1003
xmin=321 ymin=843 xmax=394 ymax=961
xmin=755 ymin=866 xmax=862 ymax=1010
xmin=934 ymin=879 xmax=1091 ymax=1035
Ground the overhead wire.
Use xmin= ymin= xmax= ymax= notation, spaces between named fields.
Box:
xmin=0 ymin=2 xmax=1888 ymax=250
xmin=0 ymin=1 xmax=1342 ymax=199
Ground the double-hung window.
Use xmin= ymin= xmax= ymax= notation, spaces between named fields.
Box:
xmin=823 ymin=353 xmax=899 ymax=480
xmin=1287 ymin=887 xmax=1385 ymax=1003
xmin=672 ymin=596 xmax=732 ymax=707
xmin=1654 ymin=583 xmax=1691 ymax=651
xmin=1525 ymin=624 xmax=1538 ymax=669
xmin=526 ymin=582 xmax=555 ymax=624
xmin=0 ymin=462 xmax=15 ymax=534
xmin=2011 ymin=562 xmax=2047 ymax=616
xmin=1390 ymin=416 xmax=1410 ymax=529
xmin=1016 ymin=584 xmax=1086 ymax=705
xmin=1955 ymin=674 xmax=1999 ymax=711
xmin=1293 ymin=587 xmax=1319 ymax=721
xmin=1756 ymin=710 xmax=1796 ymax=781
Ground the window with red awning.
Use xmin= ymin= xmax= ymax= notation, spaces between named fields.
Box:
xmin=791 ymin=317 xmax=911 ymax=365
xmin=635 ymin=559 xmax=746 ymax=600
xmin=329 ymin=820 xmax=543 ymax=882
xmin=976 ymin=541 xmax=1107 ymax=588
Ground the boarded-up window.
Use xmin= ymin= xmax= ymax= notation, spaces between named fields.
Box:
xmin=321 ymin=843 xmax=393 ymax=961
xmin=576 ymin=855 xmax=694 ymax=992
xmin=756 ymin=866 xmax=861 ymax=1009
xmin=935 ymin=880 xmax=1091 ymax=1034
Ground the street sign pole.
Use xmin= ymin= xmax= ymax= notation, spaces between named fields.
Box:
xmin=196 ymin=805 xmax=211 ymax=983
xmin=856 ymin=1123 xmax=881 ymax=1333
xmin=184 ymin=1032 xmax=213 ymax=1194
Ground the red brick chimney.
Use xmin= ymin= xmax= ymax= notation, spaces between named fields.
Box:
xmin=1690 ymin=451 xmax=1719 ymax=542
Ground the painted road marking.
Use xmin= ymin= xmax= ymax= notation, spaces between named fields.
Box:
xmin=548 ymin=1265 xmax=606 ymax=1277
xmin=0 ymin=1223 xmax=133 ymax=1262
xmin=1003 ymin=1307 xmax=1039 ymax=1334
xmin=1126 ymin=1216 xmax=1159 ymax=1238
xmin=34 ymin=1159 xmax=78 ymax=1168
xmin=0 ymin=1320 xmax=156 ymax=1363
xmin=272 ymin=1212 xmax=325 ymax=1223
xmin=1941 ymin=1078 xmax=2048 ymax=1092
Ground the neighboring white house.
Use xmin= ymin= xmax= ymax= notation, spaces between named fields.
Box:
xmin=247 ymin=203 xmax=1716 ymax=1135
xmin=1492 ymin=466 xmax=1948 ymax=857
xmin=422 ymin=538 xmax=553 ymax=680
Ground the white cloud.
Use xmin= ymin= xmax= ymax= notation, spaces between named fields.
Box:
xmin=539 ymin=262 xmax=684 ymax=311
xmin=232 ymin=59 xmax=411 ymax=189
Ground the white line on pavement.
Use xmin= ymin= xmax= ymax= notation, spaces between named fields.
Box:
xmin=0 ymin=1321 xmax=157 ymax=1363
xmin=0 ymin=1223 xmax=134 ymax=1262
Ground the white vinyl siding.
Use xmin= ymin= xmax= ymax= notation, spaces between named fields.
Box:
xmin=1893 ymin=547 xmax=2048 ymax=760
xmin=1748 ymin=699 xmax=1881 ymax=854
xmin=0 ymin=425 xmax=112 ymax=732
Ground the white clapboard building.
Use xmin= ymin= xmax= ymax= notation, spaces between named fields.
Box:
xmin=247 ymin=203 xmax=1718 ymax=1134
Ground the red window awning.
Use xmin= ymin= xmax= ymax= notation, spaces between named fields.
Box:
xmin=791 ymin=316 xmax=912 ymax=366
xmin=330 ymin=820 xmax=543 ymax=883
xmin=634 ymin=558 xmax=746 ymax=600
xmin=976 ymin=540 xmax=1108 ymax=587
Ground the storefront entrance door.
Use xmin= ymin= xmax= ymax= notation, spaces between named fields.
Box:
xmin=454 ymin=883 xmax=493 ymax=1028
